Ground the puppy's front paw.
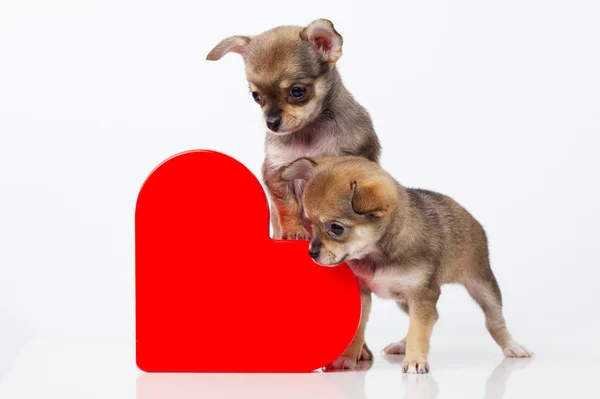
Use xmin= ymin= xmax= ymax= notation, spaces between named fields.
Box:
xmin=383 ymin=338 xmax=406 ymax=355
xmin=403 ymin=356 xmax=430 ymax=374
xmin=324 ymin=342 xmax=372 ymax=370
xmin=280 ymin=227 xmax=310 ymax=241
xmin=325 ymin=355 xmax=357 ymax=370
xmin=503 ymin=342 xmax=533 ymax=358
xmin=360 ymin=342 xmax=373 ymax=361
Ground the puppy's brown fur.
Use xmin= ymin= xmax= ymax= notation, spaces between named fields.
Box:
xmin=207 ymin=20 xmax=380 ymax=240
xmin=282 ymin=156 xmax=532 ymax=373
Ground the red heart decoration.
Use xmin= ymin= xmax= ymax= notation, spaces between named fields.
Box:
xmin=136 ymin=150 xmax=361 ymax=372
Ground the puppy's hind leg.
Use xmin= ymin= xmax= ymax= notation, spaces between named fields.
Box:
xmin=464 ymin=270 xmax=533 ymax=358
xmin=269 ymin=203 xmax=281 ymax=239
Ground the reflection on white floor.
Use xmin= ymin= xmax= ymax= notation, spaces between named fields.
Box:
xmin=136 ymin=356 xmax=532 ymax=399
xmin=0 ymin=340 xmax=597 ymax=398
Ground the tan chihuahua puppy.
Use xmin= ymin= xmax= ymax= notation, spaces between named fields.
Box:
xmin=207 ymin=20 xmax=380 ymax=240
xmin=282 ymin=156 xmax=532 ymax=373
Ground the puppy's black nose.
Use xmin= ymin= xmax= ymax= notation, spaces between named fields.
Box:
xmin=266 ymin=116 xmax=281 ymax=131
xmin=309 ymin=237 xmax=322 ymax=259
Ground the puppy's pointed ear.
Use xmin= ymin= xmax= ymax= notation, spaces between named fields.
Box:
xmin=302 ymin=19 xmax=343 ymax=63
xmin=206 ymin=36 xmax=251 ymax=61
xmin=350 ymin=181 xmax=390 ymax=217
xmin=281 ymin=158 xmax=317 ymax=181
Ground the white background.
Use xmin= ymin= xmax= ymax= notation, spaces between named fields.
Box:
xmin=1 ymin=0 xmax=599 ymax=397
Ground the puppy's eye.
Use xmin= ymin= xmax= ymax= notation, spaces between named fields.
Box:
xmin=289 ymin=86 xmax=306 ymax=98
xmin=251 ymin=91 xmax=263 ymax=104
xmin=329 ymin=223 xmax=345 ymax=237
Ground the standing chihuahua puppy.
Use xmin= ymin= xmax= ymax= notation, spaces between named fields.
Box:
xmin=207 ymin=20 xmax=380 ymax=240
xmin=282 ymin=156 xmax=532 ymax=373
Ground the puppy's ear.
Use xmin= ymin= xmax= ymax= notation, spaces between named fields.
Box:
xmin=206 ymin=36 xmax=251 ymax=61
xmin=281 ymin=158 xmax=317 ymax=181
xmin=350 ymin=181 xmax=389 ymax=217
xmin=302 ymin=19 xmax=343 ymax=63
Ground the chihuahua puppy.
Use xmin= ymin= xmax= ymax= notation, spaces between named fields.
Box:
xmin=207 ymin=20 xmax=380 ymax=240
xmin=281 ymin=156 xmax=532 ymax=373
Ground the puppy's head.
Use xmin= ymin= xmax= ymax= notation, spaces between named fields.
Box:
xmin=207 ymin=19 xmax=343 ymax=135
xmin=282 ymin=157 xmax=398 ymax=266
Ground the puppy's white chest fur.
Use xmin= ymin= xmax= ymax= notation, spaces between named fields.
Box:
xmin=266 ymin=132 xmax=339 ymax=168
xmin=349 ymin=263 xmax=427 ymax=300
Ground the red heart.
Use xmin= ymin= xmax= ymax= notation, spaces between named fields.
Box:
xmin=135 ymin=150 xmax=361 ymax=372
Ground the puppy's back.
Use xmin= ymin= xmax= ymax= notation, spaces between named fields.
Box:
xmin=405 ymin=188 xmax=489 ymax=283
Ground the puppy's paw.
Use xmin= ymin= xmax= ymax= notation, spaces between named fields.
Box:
xmin=403 ymin=356 xmax=430 ymax=374
xmin=503 ymin=342 xmax=533 ymax=358
xmin=280 ymin=228 xmax=311 ymax=241
xmin=324 ymin=342 xmax=372 ymax=371
xmin=383 ymin=338 xmax=406 ymax=355
xmin=360 ymin=342 xmax=373 ymax=361
xmin=324 ymin=355 xmax=357 ymax=370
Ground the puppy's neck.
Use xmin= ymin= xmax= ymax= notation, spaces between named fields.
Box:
xmin=347 ymin=246 xmax=388 ymax=279
xmin=366 ymin=187 xmax=418 ymax=263
xmin=378 ymin=187 xmax=435 ymax=264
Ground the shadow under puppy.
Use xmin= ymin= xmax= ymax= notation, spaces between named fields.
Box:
xmin=282 ymin=156 xmax=533 ymax=374
xmin=207 ymin=19 xmax=380 ymax=240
